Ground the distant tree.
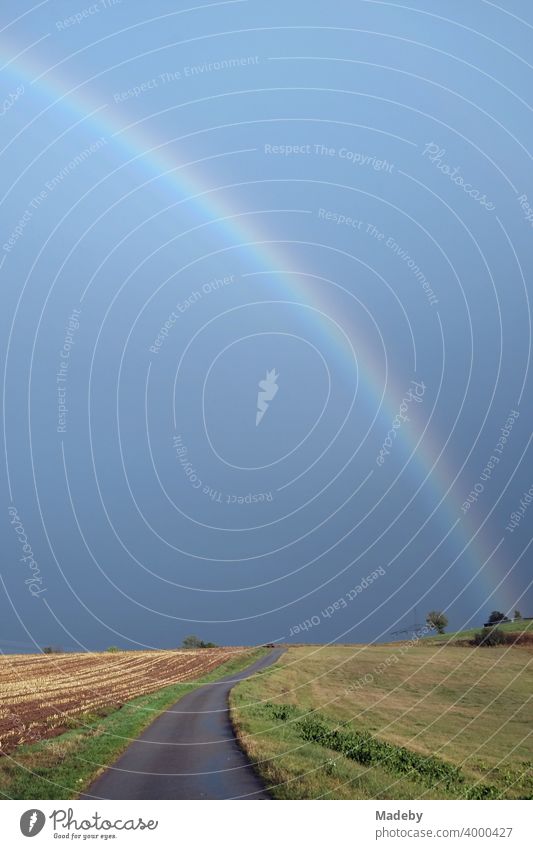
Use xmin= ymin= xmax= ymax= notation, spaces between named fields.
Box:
xmin=488 ymin=611 xmax=507 ymax=624
xmin=472 ymin=627 xmax=506 ymax=647
xmin=105 ymin=646 xmax=120 ymax=652
xmin=42 ymin=645 xmax=62 ymax=654
xmin=514 ymin=609 xmax=522 ymax=621
xmin=426 ymin=611 xmax=448 ymax=634
xmin=182 ymin=635 xmax=203 ymax=648
xmin=182 ymin=635 xmax=217 ymax=649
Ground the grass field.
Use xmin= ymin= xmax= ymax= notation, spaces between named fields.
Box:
xmin=231 ymin=640 xmax=533 ymax=799
xmin=0 ymin=648 xmax=265 ymax=800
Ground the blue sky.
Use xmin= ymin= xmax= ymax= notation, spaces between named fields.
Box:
xmin=1 ymin=0 xmax=533 ymax=651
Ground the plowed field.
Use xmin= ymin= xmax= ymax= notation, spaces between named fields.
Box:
xmin=0 ymin=648 xmax=242 ymax=754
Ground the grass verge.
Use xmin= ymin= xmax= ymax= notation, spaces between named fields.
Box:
xmin=0 ymin=648 xmax=266 ymax=800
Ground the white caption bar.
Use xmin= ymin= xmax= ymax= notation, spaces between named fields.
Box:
xmin=2 ymin=799 xmax=530 ymax=847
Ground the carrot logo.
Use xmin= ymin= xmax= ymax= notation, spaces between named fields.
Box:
xmin=20 ymin=810 xmax=46 ymax=837
xmin=256 ymin=369 xmax=279 ymax=426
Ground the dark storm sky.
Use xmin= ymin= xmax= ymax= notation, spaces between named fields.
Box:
xmin=2 ymin=0 xmax=532 ymax=651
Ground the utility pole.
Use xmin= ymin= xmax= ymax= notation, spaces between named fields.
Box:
xmin=391 ymin=606 xmax=425 ymax=639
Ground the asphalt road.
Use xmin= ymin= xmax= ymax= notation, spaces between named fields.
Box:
xmin=82 ymin=648 xmax=283 ymax=800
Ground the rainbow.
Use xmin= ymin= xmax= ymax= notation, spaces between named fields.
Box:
xmin=0 ymin=33 xmax=521 ymax=616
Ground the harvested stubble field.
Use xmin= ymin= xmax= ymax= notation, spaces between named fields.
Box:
xmin=0 ymin=648 xmax=240 ymax=754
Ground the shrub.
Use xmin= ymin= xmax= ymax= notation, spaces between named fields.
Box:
xmin=487 ymin=610 xmax=507 ymax=624
xmin=472 ymin=627 xmax=506 ymax=647
xmin=182 ymin=635 xmax=218 ymax=648
xmin=268 ymin=703 xmax=297 ymax=721
xmin=426 ymin=610 xmax=448 ymax=634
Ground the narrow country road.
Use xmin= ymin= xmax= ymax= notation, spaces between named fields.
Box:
xmin=82 ymin=648 xmax=283 ymax=800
